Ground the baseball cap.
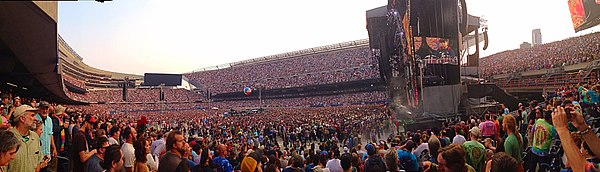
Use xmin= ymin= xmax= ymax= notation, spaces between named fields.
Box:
xmin=240 ymin=156 xmax=259 ymax=172
xmin=13 ymin=105 xmax=38 ymax=119
xmin=469 ymin=126 xmax=481 ymax=138
xmin=365 ymin=144 xmax=376 ymax=155
xmin=84 ymin=114 xmax=97 ymax=124
xmin=39 ymin=101 xmax=50 ymax=108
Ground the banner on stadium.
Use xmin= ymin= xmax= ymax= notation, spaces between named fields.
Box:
xmin=568 ymin=0 xmax=600 ymax=32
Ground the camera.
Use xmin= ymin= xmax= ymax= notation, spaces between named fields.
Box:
xmin=565 ymin=107 xmax=572 ymax=119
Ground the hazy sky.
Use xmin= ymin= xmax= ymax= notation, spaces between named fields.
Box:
xmin=58 ymin=0 xmax=599 ymax=75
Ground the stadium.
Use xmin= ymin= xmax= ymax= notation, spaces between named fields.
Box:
xmin=1 ymin=1 xmax=600 ymax=172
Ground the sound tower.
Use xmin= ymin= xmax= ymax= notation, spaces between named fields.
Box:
xmin=160 ymin=89 xmax=164 ymax=101
xmin=122 ymin=82 xmax=127 ymax=101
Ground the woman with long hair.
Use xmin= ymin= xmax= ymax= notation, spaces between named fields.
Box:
xmin=193 ymin=148 xmax=215 ymax=172
xmin=133 ymin=136 xmax=151 ymax=172
xmin=385 ymin=148 xmax=399 ymax=172
xmin=502 ymin=115 xmax=524 ymax=172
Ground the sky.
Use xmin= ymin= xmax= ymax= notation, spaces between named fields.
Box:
xmin=58 ymin=0 xmax=600 ymax=75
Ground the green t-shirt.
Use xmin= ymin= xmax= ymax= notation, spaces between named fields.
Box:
xmin=462 ymin=141 xmax=486 ymax=172
xmin=504 ymin=133 xmax=523 ymax=163
xmin=521 ymin=111 xmax=528 ymax=125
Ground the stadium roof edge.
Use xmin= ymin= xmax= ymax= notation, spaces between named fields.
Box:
xmin=186 ymin=39 xmax=370 ymax=73
xmin=57 ymin=34 xmax=143 ymax=79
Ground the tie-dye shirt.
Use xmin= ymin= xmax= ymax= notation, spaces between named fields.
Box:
xmin=531 ymin=119 xmax=557 ymax=156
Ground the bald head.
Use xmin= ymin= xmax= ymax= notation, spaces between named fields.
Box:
xmin=217 ymin=144 xmax=227 ymax=157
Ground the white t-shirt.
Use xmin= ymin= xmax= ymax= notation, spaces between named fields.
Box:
xmin=146 ymin=153 xmax=158 ymax=171
xmin=108 ymin=137 xmax=119 ymax=146
xmin=326 ymin=159 xmax=343 ymax=172
xmin=121 ymin=143 xmax=135 ymax=168
xmin=452 ymin=135 xmax=466 ymax=145
xmin=412 ymin=143 xmax=429 ymax=161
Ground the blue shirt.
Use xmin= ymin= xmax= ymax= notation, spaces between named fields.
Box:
xmin=36 ymin=114 xmax=54 ymax=156
xmin=213 ymin=156 xmax=233 ymax=172
xmin=397 ymin=149 xmax=419 ymax=171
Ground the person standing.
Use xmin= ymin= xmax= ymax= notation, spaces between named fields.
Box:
xmin=108 ymin=126 xmax=120 ymax=146
xmin=103 ymin=145 xmax=125 ymax=172
xmin=213 ymin=144 xmax=233 ymax=172
xmin=158 ymin=131 xmax=190 ymax=172
xmin=121 ymin=126 xmax=137 ymax=172
xmin=479 ymin=114 xmax=496 ymax=140
xmin=364 ymin=144 xmax=386 ymax=172
xmin=134 ymin=136 xmax=151 ymax=172
xmin=6 ymin=105 xmax=49 ymax=172
xmin=452 ymin=126 xmax=466 ymax=145
xmin=462 ymin=127 xmax=485 ymax=172
xmin=71 ymin=114 xmax=98 ymax=172
xmin=527 ymin=111 xmax=557 ymax=172
xmin=86 ymin=137 xmax=109 ymax=172
xmin=35 ymin=101 xmax=57 ymax=172
xmin=502 ymin=115 xmax=523 ymax=172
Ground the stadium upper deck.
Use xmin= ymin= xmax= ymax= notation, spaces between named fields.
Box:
xmin=184 ymin=40 xmax=380 ymax=95
xmin=480 ymin=32 xmax=600 ymax=78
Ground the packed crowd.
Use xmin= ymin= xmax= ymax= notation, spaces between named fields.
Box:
xmin=209 ymin=91 xmax=387 ymax=108
xmin=65 ymin=88 xmax=204 ymax=103
xmin=62 ymin=91 xmax=387 ymax=117
xmin=2 ymin=79 xmax=600 ymax=172
xmin=4 ymin=79 xmax=600 ymax=172
xmin=63 ymin=74 xmax=87 ymax=90
xmin=185 ymin=47 xmax=379 ymax=94
xmin=480 ymin=32 xmax=600 ymax=77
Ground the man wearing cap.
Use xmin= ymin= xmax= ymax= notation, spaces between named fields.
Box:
xmin=364 ymin=144 xmax=386 ymax=172
xmin=12 ymin=96 xmax=21 ymax=107
xmin=6 ymin=105 xmax=49 ymax=172
xmin=71 ymin=114 xmax=98 ymax=172
xmin=1 ymin=94 xmax=15 ymax=126
xmin=241 ymin=150 xmax=263 ymax=172
xmin=52 ymin=105 xmax=67 ymax=153
xmin=462 ymin=127 xmax=485 ymax=172
xmin=36 ymin=102 xmax=57 ymax=158
xmin=50 ymin=105 xmax=67 ymax=171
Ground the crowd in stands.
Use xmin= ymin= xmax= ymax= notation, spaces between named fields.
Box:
xmin=60 ymin=91 xmax=388 ymax=119
xmin=481 ymin=32 xmax=600 ymax=77
xmin=185 ymin=47 xmax=379 ymax=94
xmin=65 ymin=88 xmax=204 ymax=103
xmin=3 ymin=79 xmax=600 ymax=172
xmin=4 ymin=75 xmax=600 ymax=172
xmin=4 ymin=32 xmax=600 ymax=172
xmin=209 ymin=91 xmax=387 ymax=108
xmin=63 ymin=74 xmax=87 ymax=90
